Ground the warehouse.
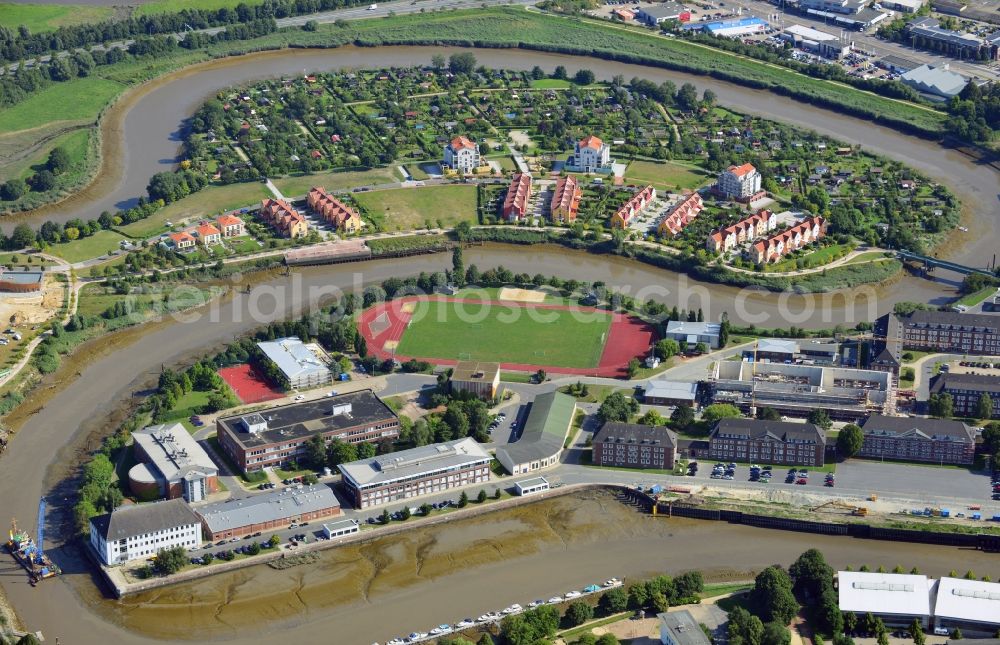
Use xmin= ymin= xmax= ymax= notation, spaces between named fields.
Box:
xmin=901 ymin=64 xmax=968 ymax=99
xmin=663 ymin=321 xmax=721 ymax=349
xmin=642 ymin=380 xmax=699 ymax=407
xmin=838 ymin=571 xmax=932 ymax=628
xmin=257 ymin=336 xmax=333 ymax=390
xmin=636 ymin=2 xmax=691 ymax=25
xmin=934 ymin=577 xmax=1000 ymax=634
xmin=197 ymin=484 xmax=341 ymax=540
xmin=129 ymin=423 xmax=218 ymax=502
xmin=340 ymin=437 xmax=491 ymax=509
xmin=701 ymin=17 xmax=769 ymax=37
xmin=495 ymin=392 xmax=576 ymax=475
xmin=217 ymin=389 xmax=400 ymax=472
xmin=780 ymin=24 xmax=852 ymax=59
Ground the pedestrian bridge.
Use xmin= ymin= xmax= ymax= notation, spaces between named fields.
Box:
xmin=896 ymin=250 xmax=995 ymax=277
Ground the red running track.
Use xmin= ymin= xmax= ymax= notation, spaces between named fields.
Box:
xmin=218 ymin=364 xmax=285 ymax=404
xmin=357 ymin=296 xmax=657 ymax=378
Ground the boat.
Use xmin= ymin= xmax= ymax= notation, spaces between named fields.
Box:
xmin=477 ymin=614 xmax=491 ymax=623
xmin=564 ymin=590 xmax=582 ymax=598
xmin=7 ymin=509 xmax=61 ymax=584
xmin=455 ymin=618 xmax=475 ymax=628
xmin=548 ymin=596 xmax=563 ymax=604
xmin=430 ymin=625 xmax=452 ymax=635
xmin=528 ymin=599 xmax=545 ymax=608
xmin=583 ymin=584 xmax=601 ymax=593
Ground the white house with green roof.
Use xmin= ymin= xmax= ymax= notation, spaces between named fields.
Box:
xmin=495 ymin=392 xmax=576 ymax=475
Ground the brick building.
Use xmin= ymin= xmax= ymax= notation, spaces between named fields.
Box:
xmin=339 ymin=437 xmax=491 ymax=509
xmin=197 ymin=484 xmax=341 ymax=540
xmin=708 ymin=418 xmax=826 ymax=466
xmin=592 ymin=422 xmax=678 ymax=470
xmin=217 ymin=390 xmax=399 ymax=472
xmin=929 ymin=373 xmax=1000 ymax=419
xmin=891 ymin=310 xmax=1000 ymax=356
xmin=857 ymin=414 xmax=976 ymax=465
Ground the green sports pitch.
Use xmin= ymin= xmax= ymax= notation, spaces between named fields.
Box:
xmin=395 ymin=299 xmax=612 ymax=368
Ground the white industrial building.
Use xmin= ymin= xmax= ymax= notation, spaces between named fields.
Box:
xmin=900 ymin=64 xmax=968 ymax=100
xmin=89 ymin=498 xmax=202 ymax=566
xmin=839 ymin=572 xmax=1000 ymax=634
xmin=256 ymin=336 xmax=332 ymax=389
xmin=780 ymin=24 xmax=852 ymax=59
xmin=663 ymin=321 xmax=722 ymax=349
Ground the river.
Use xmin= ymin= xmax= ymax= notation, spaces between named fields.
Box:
xmin=6 ymin=45 xmax=998 ymax=270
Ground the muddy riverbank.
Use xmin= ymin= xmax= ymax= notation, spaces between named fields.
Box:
xmin=57 ymin=489 xmax=1000 ymax=645
xmin=6 ymin=45 xmax=998 ymax=271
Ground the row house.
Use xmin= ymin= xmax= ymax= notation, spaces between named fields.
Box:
xmin=610 ymin=185 xmax=656 ymax=229
xmin=216 ymin=214 xmax=245 ymax=238
xmin=750 ymin=216 xmax=825 ymax=264
xmin=307 ymin=186 xmax=362 ymax=233
xmin=550 ymin=176 xmax=582 ymax=223
xmin=502 ymin=173 xmax=533 ymax=222
xmin=657 ymin=191 xmax=704 ymax=237
xmin=260 ymin=198 xmax=309 ymax=238
xmin=705 ymin=210 xmax=777 ymax=253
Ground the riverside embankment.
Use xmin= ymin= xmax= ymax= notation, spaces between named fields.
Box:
xmin=4 ymin=45 xmax=998 ymax=271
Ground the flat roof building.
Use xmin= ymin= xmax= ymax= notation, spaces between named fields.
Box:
xmin=858 ymin=415 xmax=976 ymax=465
xmin=256 ymin=336 xmax=332 ymax=390
xmin=636 ymin=1 xmax=692 ymax=25
xmin=450 ymin=361 xmax=501 ymax=400
xmin=495 ymin=391 xmax=576 ymax=475
xmin=340 ymin=437 xmax=491 ymax=509
xmin=197 ymin=484 xmax=341 ymax=540
xmin=593 ymin=422 xmax=678 ymax=470
xmin=643 ymin=380 xmax=699 ymax=407
xmin=660 ymin=610 xmax=713 ymax=645
xmin=514 ymin=477 xmax=550 ymax=496
xmin=323 ymin=518 xmax=360 ymax=539
xmin=901 ymin=64 xmax=968 ymax=99
xmin=838 ymin=571 xmax=933 ymax=627
xmin=664 ymin=321 xmax=722 ymax=349
xmin=217 ymin=389 xmax=400 ymax=472
xmin=710 ymin=361 xmax=891 ymax=421
xmin=129 ymin=423 xmax=218 ymax=503
xmin=708 ymin=418 xmax=826 ymax=466
xmin=934 ymin=577 xmax=1000 ymax=633
xmin=89 ymin=499 xmax=202 ymax=566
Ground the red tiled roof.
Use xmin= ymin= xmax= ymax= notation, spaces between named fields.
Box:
xmin=197 ymin=223 xmax=220 ymax=237
xmin=550 ymin=176 xmax=581 ymax=219
xmin=727 ymin=163 xmax=757 ymax=178
xmin=449 ymin=136 xmax=477 ymax=151
xmin=217 ymin=214 xmax=243 ymax=228
xmin=579 ymin=135 xmax=604 ymax=150
xmin=503 ymin=173 xmax=532 ymax=220
xmin=169 ymin=232 xmax=195 ymax=243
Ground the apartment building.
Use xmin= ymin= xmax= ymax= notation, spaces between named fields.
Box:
xmin=708 ymin=418 xmax=826 ymax=466
xmin=443 ymin=135 xmax=481 ymax=173
xmin=260 ymin=198 xmax=308 ymax=238
xmin=307 ymin=186 xmax=362 ymax=233
xmin=592 ymin=422 xmax=678 ymax=470
xmin=706 ymin=210 xmax=777 ymax=253
xmin=929 ymin=373 xmax=1000 ymax=419
xmin=717 ymin=163 xmax=762 ymax=200
xmin=893 ymin=310 xmax=1000 ymax=356
xmin=857 ymin=414 xmax=976 ymax=465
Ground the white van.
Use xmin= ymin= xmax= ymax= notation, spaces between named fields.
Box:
xmin=368 ymin=3 xmax=377 ymax=9
xmin=933 ymin=628 xmax=950 ymax=636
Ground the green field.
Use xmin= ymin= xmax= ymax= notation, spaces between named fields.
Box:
xmin=624 ymin=160 xmax=711 ymax=191
xmin=119 ymin=182 xmax=271 ymax=238
xmin=0 ymin=3 xmax=112 ymax=33
xmin=395 ymin=298 xmax=612 ymax=368
xmin=134 ymin=0 xmax=262 ymax=16
xmin=0 ymin=77 xmax=123 ymax=134
xmin=530 ymin=78 xmax=572 ymax=89
xmin=49 ymin=230 xmax=128 ymax=264
xmin=354 ymin=185 xmax=478 ymax=231
xmin=273 ymin=168 xmax=401 ymax=196
xmin=955 ymin=287 xmax=998 ymax=307
xmin=764 ymin=243 xmax=852 ymax=273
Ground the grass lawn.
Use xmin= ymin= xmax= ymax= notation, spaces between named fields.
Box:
xmin=119 ymin=182 xmax=271 ymax=238
xmin=500 ymin=371 xmax=535 ymax=383
xmin=0 ymin=77 xmax=123 ymax=133
xmin=48 ymin=230 xmax=128 ymax=264
xmin=956 ymin=287 xmax=997 ymax=307
xmin=845 ymin=250 xmax=890 ymax=265
xmin=0 ymin=127 xmax=89 ymax=183
xmin=624 ymin=160 xmax=712 ymax=191
xmin=764 ymin=243 xmax=852 ymax=273
xmin=900 ymin=350 xmax=933 ymax=363
xmin=0 ymin=3 xmax=113 ymax=33
xmin=0 ymin=253 xmax=53 ymax=268
xmin=159 ymin=389 xmax=212 ymax=421
xmin=530 ymin=78 xmax=572 ymax=89
xmin=396 ymin=298 xmax=612 ymax=368
xmin=78 ymin=254 xmax=126 ymax=278
xmin=273 ymin=168 xmax=400 ymax=196
xmin=134 ymin=0 xmax=262 ymax=16
xmin=354 ymin=184 xmax=478 ymax=231
xmin=700 ymin=582 xmax=753 ymax=599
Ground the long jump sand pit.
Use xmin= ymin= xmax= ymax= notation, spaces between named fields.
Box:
xmin=497 ymin=287 xmax=546 ymax=303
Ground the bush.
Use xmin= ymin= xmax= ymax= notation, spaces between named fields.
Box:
xmin=564 ymin=601 xmax=594 ymax=626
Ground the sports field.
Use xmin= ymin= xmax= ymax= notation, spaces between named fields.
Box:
xmin=359 ymin=295 xmax=658 ymax=377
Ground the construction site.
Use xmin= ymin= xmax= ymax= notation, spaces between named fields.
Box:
xmin=708 ymin=361 xmax=894 ymax=421
xmin=0 ymin=272 xmax=64 ymax=327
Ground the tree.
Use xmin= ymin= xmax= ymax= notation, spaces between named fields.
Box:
xmin=302 ymin=19 xmax=318 ymax=31
xmin=458 ymin=491 xmax=469 ymax=507
xmin=976 ymin=394 xmax=993 ymax=419
xmin=837 ymin=424 xmax=864 ymax=459
xmin=729 ymin=606 xmax=765 ymax=645
xmin=268 ymin=534 xmax=281 ymax=547
xmin=909 ymin=619 xmax=925 ymax=645
xmin=30 ymin=169 xmax=56 ymax=192
xmin=601 ymin=587 xmax=628 ymax=613
xmin=844 ymin=611 xmax=858 ymax=634
xmin=807 ymin=409 xmax=833 ymax=431
xmin=574 ymin=69 xmax=596 ymax=85
xmin=448 ymin=52 xmax=476 ymax=74
xmin=10 ymin=223 xmax=36 ymax=249
xmin=553 ymin=65 xmax=568 ymax=80
xmin=598 ymin=391 xmax=639 ymax=423
xmin=432 ymin=54 xmax=446 ymax=69
xmin=452 ymin=247 xmax=465 ymax=287
xmin=400 ymin=506 xmax=411 ymax=520
xmin=951 ymin=629 xmax=962 ymax=640
xmin=750 ymin=566 xmax=798 ymax=625
xmin=654 ymin=338 xmax=680 ymax=360
xmin=154 ymin=545 xmax=187 ymax=575
xmin=565 ymin=601 xmax=594 ymax=626
xmin=47 ymin=146 xmax=71 ymax=175
xmin=327 ymin=439 xmax=358 ymax=466
xmin=695 ymin=342 xmax=708 ymax=354
xmin=1 ymin=179 xmax=27 ymax=201
xmin=789 ymin=549 xmax=833 ymax=600
xmin=477 ymin=489 xmax=487 ymax=503
xmin=670 ymin=405 xmax=695 ymax=430
xmin=420 ymin=502 xmax=433 ymax=516
xmin=929 ymin=392 xmax=954 ymax=418
xmin=247 ymin=541 xmax=261 ymax=556
xmin=701 ymin=403 xmax=741 ymax=424
xmin=501 ymin=606 xmax=559 ymax=645
xmin=757 ymin=407 xmax=781 ymax=421
xmin=627 ymin=583 xmax=649 ymax=609
xmin=379 ymin=509 xmax=391 ymax=524
xmin=202 ymin=552 xmax=214 ymax=564
xmin=762 ymin=622 xmax=791 ymax=645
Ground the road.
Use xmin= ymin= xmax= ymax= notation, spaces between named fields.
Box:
xmin=2 ymin=0 xmax=536 ymax=73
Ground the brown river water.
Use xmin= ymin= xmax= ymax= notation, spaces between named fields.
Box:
xmin=0 ymin=43 xmax=997 ymax=644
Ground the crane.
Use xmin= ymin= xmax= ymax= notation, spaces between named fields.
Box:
xmin=35 ymin=497 xmax=46 ymax=566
